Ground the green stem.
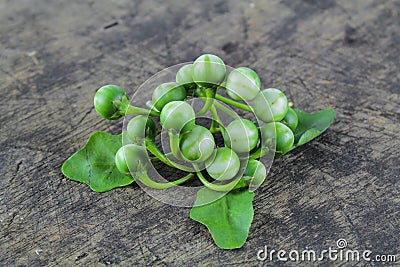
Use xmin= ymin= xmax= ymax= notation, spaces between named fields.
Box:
xmin=196 ymin=89 xmax=215 ymax=116
xmin=136 ymin=170 xmax=193 ymax=189
xmin=210 ymin=121 xmax=219 ymax=134
xmin=210 ymin=105 xmax=222 ymax=133
xmin=214 ymin=94 xmax=253 ymax=112
xmin=247 ymin=147 xmax=271 ymax=160
xmin=145 ymin=139 xmax=193 ymax=172
xmin=125 ymin=105 xmax=160 ymax=117
xmin=210 ymin=105 xmax=221 ymax=133
xmin=150 ymin=152 xmax=173 ymax=162
xmin=211 ymin=104 xmax=222 ymax=123
xmin=169 ymin=132 xmax=183 ymax=160
xmin=196 ymin=171 xmax=240 ymax=192
xmin=145 ymin=100 xmax=160 ymax=112
xmin=213 ymin=101 xmax=239 ymax=119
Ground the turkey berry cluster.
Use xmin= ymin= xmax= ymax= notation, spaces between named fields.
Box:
xmin=94 ymin=54 xmax=299 ymax=191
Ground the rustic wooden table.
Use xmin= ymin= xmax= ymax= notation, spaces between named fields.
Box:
xmin=1 ymin=0 xmax=399 ymax=266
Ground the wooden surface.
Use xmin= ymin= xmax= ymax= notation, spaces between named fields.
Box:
xmin=1 ymin=0 xmax=399 ymax=266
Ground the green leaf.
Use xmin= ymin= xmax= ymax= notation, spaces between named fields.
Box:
xmin=62 ymin=132 xmax=134 ymax=192
xmin=293 ymin=108 xmax=335 ymax=145
xmin=297 ymin=128 xmax=321 ymax=146
xmin=190 ymin=188 xmax=254 ymax=249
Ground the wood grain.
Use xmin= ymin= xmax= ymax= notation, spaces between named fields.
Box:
xmin=0 ymin=0 xmax=399 ymax=266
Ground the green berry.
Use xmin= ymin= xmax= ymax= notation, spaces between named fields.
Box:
xmin=253 ymin=88 xmax=289 ymax=122
xmin=260 ymin=122 xmax=294 ymax=153
xmin=127 ymin=115 xmax=158 ymax=143
xmin=176 ymin=64 xmax=196 ymax=90
xmin=160 ymin=101 xmax=195 ymax=133
xmin=115 ymin=144 xmax=149 ymax=175
xmin=223 ymin=119 xmax=259 ymax=153
xmin=94 ymin=85 xmax=128 ymax=120
xmin=206 ymin=147 xmax=240 ymax=181
xmin=282 ymin=108 xmax=298 ymax=131
xmin=225 ymin=67 xmax=261 ymax=101
xmin=192 ymin=54 xmax=226 ymax=87
xmin=243 ymin=159 xmax=267 ymax=187
xmin=179 ymin=125 xmax=215 ymax=163
xmin=152 ymin=82 xmax=187 ymax=111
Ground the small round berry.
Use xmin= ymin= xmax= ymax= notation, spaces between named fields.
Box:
xmin=253 ymin=88 xmax=289 ymax=122
xmin=225 ymin=67 xmax=261 ymax=101
xmin=260 ymin=121 xmax=294 ymax=153
xmin=160 ymin=101 xmax=195 ymax=133
xmin=192 ymin=54 xmax=226 ymax=87
xmin=206 ymin=147 xmax=240 ymax=181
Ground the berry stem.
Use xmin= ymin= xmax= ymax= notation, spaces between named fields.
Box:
xmin=213 ymin=101 xmax=240 ymax=119
xmin=195 ymin=171 xmax=240 ymax=192
xmin=210 ymin=105 xmax=222 ymax=133
xmin=196 ymin=88 xmax=215 ymax=116
xmin=247 ymin=147 xmax=272 ymax=160
xmin=125 ymin=105 xmax=160 ymax=117
xmin=169 ymin=132 xmax=183 ymax=160
xmin=145 ymin=139 xmax=193 ymax=172
xmin=136 ymin=169 xmax=193 ymax=189
xmin=214 ymin=94 xmax=253 ymax=112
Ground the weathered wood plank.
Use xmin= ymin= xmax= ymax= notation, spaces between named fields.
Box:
xmin=0 ymin=0 xmax=399 ymax=266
